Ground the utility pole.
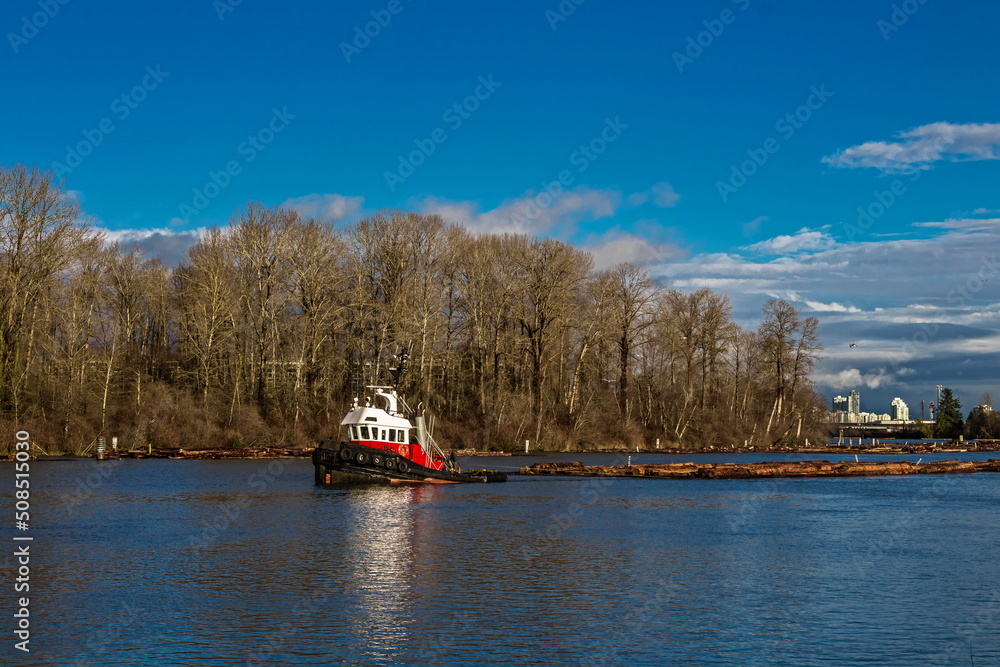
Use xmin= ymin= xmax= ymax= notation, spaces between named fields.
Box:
xmin=935 ymin=385 xmax=943 ymax=424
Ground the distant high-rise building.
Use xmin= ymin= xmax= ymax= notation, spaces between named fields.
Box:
xmin=891 ymin=397 xmax=909 ymax=421
xmin=832 ymin=395 xmax=849 ymax=423
xmin=848 ymin=390 xmax=861 ymax=420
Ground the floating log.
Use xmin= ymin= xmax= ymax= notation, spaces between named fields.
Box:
xmin=519 ymin=459 xmax=1000 ymax=479
xmin=123 ymin=447 xmax=312 ymax=460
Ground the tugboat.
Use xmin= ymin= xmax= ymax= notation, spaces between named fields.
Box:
xmin=312 ymin=353 xmax=506 ymax=485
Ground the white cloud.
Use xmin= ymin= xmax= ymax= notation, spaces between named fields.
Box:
xmin=281 ymin=193 xmax=365 ymax=220
xmin=100 ymin=227 xmax=208 ymax=266
xmin=626 ymin=181 xmax=680 ymax=208
xmin=742 ymin=215 xmax=766 ymax=237
xmin=581 ymin=230 xmax=684 ymax=271
xmin=102 ymin=227 xmax=205 ymax=244
xmin=659 ymin=216 xmax=1000 ymax=309
xmin=651 ymin=182 xmax=680 ymax=207
xmin=413 ymin=186 xmax=621 ymax=236
xmin=743 ymin=227 xmax=836 ymax=255
xmin=802 ymin=299 xmax=861 ymax=313
xmin=822 ymin=122 xmax=1000 ymax=173
xmin=814 ymin=368 xmax=864 ymax=390
xmin=815 ymin=367 xmax=899 ymax=390
xmin=912 ymin=217 xmax=1000 ymax=231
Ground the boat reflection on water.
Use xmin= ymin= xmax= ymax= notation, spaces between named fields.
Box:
xmin=339 ymin=485 xmax=445 ymax=660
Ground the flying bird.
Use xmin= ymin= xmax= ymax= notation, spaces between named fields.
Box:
xmin=849 ymin=343 xmax=858 ymax=348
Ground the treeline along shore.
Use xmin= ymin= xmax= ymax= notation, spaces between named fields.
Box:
xmin=0 ymin=164 xmax=829 ymax=455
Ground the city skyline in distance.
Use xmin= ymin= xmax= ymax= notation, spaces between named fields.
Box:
xmin=830 ymin=384 xmax=991 ymax=423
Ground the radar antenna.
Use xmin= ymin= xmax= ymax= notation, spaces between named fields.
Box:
xmin=388 ymin=342 xmax=413 ymax=388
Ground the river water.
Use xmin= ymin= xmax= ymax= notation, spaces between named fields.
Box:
xmin=4 ymin=451 xmax=1000 ymax=666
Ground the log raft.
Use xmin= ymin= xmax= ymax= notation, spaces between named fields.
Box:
xmin=519 ymin=459 xmax=1000 ymax=479
xmin=115 ymin=447 xmax=311 ymax=460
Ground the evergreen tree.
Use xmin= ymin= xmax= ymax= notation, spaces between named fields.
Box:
xmin=934 ymin=388 xmax=964 ymax=439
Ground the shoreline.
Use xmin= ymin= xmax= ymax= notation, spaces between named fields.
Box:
xmin=2 ymin=441 xmax=996 ymax=462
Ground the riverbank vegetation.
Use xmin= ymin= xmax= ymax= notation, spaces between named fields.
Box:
xmin=0 ymin=164 xmax=830 ymax=453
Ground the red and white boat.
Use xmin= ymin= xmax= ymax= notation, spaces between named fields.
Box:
xmin=312 ymin=386 xmax=506 ymax=485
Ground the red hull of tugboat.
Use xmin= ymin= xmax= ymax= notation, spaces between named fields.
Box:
xmin=312 ymin=442 xmax=507 ymax=485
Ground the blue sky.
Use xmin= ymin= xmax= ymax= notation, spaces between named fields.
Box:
xmin=4 ymin=0 xmax=1000 ymax=414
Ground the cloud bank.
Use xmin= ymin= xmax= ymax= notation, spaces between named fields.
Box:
xmin=823 ymin=122 xmax=1000 ymax=173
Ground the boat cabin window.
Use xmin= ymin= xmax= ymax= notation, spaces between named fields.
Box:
xmin=360 ymin=426 xmax=370 ymax=439
xmin=381 ymin=429 xmax=387 ymax=441
xmin=350 ymin=426 xmax=357 ymax=440
xmin=397 ymin=430 xmax=406 ymax=443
